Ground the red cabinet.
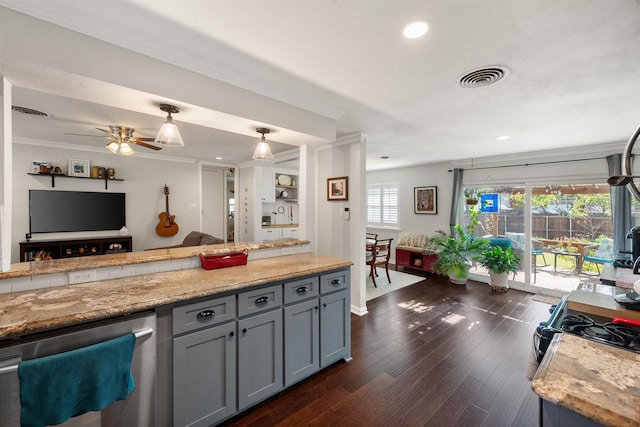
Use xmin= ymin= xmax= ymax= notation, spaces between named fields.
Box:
xmin=395 ymin=247 xmax=438 ymax=274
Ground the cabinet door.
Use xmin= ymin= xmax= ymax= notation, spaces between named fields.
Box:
xmin=238 ymin=309 xmax=283 ymax=410
xmin=395 ymin=248 xmax=411 ymax=268
xmin=282 ymin=227 xmax=298 ymax=239
xmin=260 ymin=228 xmax=282 ymax=241
xmin=257 ymin=166 xmax=275 ymax=203
xmin=284 ymin=298 xmax=319 ymax=386
xmin=320 ymin=289 xmax=351 ymax=367
xmin=173 ymin=321 xmax=236 ymax=427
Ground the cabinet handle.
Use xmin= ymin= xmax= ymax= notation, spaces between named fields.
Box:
xmin=315 ymin=306 xmax=319 ymax=310
xmin=331 ymin=279 xmax=341 ymax=286
xmin=296 ymin=286 xmax=308 ymax=294
xmin=229 ymin=331 xmax=235 ymax=337
xmin=323 ymin=303 xmax=327 ymax=308
xmin=255 ymin=296 xmax=269 ymax=305
xmin=242 ymin=328 xmax=248 ymax=334
xmin=196 ymin=309 xmax=215 ymax=319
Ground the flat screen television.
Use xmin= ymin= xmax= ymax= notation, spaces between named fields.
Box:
xmin=29 ymin=190 xmax=126 ymax=234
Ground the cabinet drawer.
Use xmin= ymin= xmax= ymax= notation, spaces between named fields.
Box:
xmin=320 ymin=269 xmax=350 ymax=294
xmin=238 ymin=284 xmax=282 ymax=317
xmin=173 ymin=295 xmax=236 ymax=336
xmin=283 ymin=276 xmax=319 ymax=304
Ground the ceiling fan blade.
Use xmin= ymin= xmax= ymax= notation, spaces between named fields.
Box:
xmin=136 ymin=137 xmax=156 ymax=142
xmin=96 ymin=127 xmax=119 ymax=139
xmin=132 ymin=139 xmax=162 ymax=151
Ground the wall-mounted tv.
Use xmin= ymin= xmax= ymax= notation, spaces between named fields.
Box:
xmin=29 ymin=190 xmax=126 ymax=234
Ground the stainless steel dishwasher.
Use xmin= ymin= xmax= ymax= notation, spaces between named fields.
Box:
xmin=0 ymin=311 xmax=156 ymax=427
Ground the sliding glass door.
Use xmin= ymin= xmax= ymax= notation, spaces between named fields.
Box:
xmin=463 ymin=185 xmax=526 ymax=289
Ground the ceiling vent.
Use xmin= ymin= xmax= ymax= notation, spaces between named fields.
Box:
xmin=12 ymin=106 xmax=49 ymax=117
xmin=459 ymin=66 xmax=510 ymax=88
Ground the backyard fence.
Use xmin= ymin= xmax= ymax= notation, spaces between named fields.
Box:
xmin=470 ymin=213 xmax=613 ymax=241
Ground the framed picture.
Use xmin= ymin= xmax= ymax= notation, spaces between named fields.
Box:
xmin=414 ymin=186 xmax=437 ymax=214
xmin=327 ymin=176 xmax=349 ymax=201
xmin=68 ymin=159 xmax=90 ymax=177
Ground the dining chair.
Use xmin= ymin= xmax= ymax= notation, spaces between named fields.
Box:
xmin=366 ymin=232 xmax=378 ymax=240
xmin=366 ymin=238 xmax=393 ymax=287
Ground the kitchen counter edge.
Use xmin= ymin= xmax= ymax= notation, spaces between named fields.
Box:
xmin=1 ymin=238 xmax=310 ymax=280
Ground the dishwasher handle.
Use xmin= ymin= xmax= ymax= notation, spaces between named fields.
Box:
xmin=0 ymin=327 xmax=154 ymax=375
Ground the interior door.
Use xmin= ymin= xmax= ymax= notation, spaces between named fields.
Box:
xmin=201 ymin=168 xmax=225 ymax=240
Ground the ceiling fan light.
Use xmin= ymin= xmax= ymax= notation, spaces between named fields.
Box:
xmin=119 ymin=142 xmax=135 ymax=155
xmin=105 ymin=140 xmax=119 ymax=154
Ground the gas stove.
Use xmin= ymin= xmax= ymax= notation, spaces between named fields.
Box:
xmin=561 ymin=313 xmax=640 ymax=351
xmin=534 ymin=294 xmax=640 ymax=363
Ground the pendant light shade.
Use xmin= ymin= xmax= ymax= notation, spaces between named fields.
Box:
xmin=154 ymin=104 xmax=184 ymax=147
xmin=253 ymin=127 xmax=273 ymax=161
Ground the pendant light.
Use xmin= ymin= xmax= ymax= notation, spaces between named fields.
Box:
xmin=253 ymin=127 xmax=273 ymax=161
xmin=154 ymin=104 xmax=184 ymax=147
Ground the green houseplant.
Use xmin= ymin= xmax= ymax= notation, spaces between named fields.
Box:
xmin=431 ymin=224 xmax=488 ymax=284
xmin=479 ymin=245 xmax=521 ymax=292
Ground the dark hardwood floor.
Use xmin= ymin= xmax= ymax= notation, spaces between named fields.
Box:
xmin=222 ymin=273 xmax=549 ymax=427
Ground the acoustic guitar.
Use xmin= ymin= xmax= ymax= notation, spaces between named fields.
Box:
xmin=156 ymin=184 xmax=179 ymax=237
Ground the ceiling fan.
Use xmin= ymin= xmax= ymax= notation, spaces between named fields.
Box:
xmin=66 ymin=125 xmax=161 ymax=155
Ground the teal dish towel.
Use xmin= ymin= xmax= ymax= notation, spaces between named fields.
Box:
xmin=18 ymin=332 xmax=136 ymax=427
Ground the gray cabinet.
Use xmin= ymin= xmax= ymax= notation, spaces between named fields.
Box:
xmin=319 ymin=269 xmax=351 ymax=367
xmin=173 ymin=322 xmax=237 ymax=427
xmin=238 ymin=308 xmax=283 ymax=409
xmin=167 ymin=267 xmax=350 ymax=425
xmin=283 ymin=276 xmax=320 ymax=386
xmin=320 ymin=289 xmax=351 ymax=367
xmin=172 ymin=296 xmax=237 ymax=427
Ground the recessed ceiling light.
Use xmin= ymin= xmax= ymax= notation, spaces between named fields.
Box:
xmin=215 ymin=156 xmax=223 ymax=160
xmin=496 ymin=135 xmax=511 ymax=141
xmin=403 ymin=21 xmax=429 ymax=39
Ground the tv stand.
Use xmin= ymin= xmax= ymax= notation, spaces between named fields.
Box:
xmin=20 ymin=236 xmax=132 ymax=262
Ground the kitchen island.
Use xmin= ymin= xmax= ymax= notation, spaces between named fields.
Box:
xmin=0 ymin=250 xmax=352 ymax=426
xmin=532 ymin=328 xmax=640 ymax=427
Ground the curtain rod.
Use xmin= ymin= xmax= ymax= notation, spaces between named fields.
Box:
xmin=447 ymin=154 xmax=619 ymax=172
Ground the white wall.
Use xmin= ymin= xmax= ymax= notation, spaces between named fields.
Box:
xmin=13 ymin=141 xmax=205 ymax=262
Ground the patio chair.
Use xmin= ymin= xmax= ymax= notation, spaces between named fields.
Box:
xmin=582 ymin=238 xmax=614 ymax=274
xmin=505 ymin=232 xmax=547 ymax=283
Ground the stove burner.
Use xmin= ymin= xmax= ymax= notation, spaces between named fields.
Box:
xmin=560 ymin=314 xmax=640 ymax=351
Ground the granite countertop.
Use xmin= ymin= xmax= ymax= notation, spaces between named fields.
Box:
xmin=1 ymin=238 xmax=309 ymax=280
xmin=0 ymin=252 xmax=350 ymax=341
xmin=262 ymin=224 xmax=299 ymax=229
xmin=532 ymin=333 xmax=640 ymax=427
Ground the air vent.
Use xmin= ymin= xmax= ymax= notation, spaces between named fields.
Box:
xmin=12 ymin=106 xmax=49 ymax=117
xmin=459 ymin=66 xmax=510 ymax=88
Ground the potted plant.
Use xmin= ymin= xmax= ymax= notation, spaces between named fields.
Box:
xmin=479 ymin=245 xmax=521 ymax=292
xmin=431 ymin=224 xmax=488 ymax=285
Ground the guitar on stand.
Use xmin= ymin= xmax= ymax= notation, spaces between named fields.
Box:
xmin=156 ymin=184 xmax=179 ymax=237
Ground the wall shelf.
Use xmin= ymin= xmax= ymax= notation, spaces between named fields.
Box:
xmin=28 ymin=173 xmax=124 ymax=190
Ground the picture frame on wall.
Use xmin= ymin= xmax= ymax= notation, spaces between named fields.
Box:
xmin=414 ymin=186 xmax=437 ymax=214
xmin=68 ymin=159 xmax=90 ymax=177
xmin=327 ymin=176 xmax=349 ymax=201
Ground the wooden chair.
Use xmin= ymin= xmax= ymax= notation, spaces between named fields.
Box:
xmin=366 ymin=232 xmax=378 ymax=240
xmin=366 ymin=238 xmax=393 ymax=287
